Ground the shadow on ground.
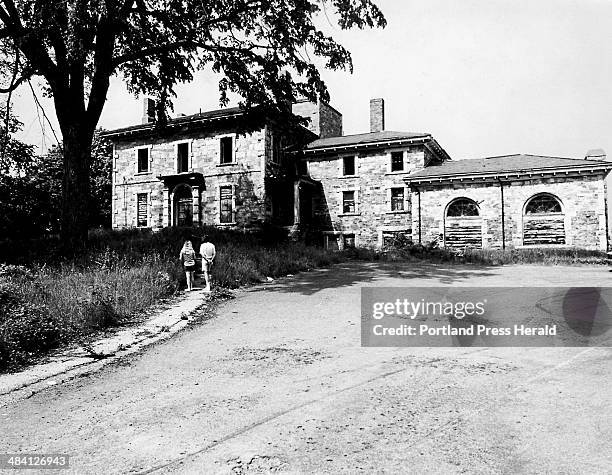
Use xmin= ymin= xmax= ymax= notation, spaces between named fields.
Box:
xmin=262 ymin=261 xmax=500 ymax=296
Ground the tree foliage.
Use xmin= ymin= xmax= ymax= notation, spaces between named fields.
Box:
xmin=0 ymin=128 xmax=112 ymax=240
xmin=0 ymin=0 xmax=386 ymax=244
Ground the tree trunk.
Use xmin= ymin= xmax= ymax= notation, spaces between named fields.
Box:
xmin=60 ymin=126 xmax=92 ymax=251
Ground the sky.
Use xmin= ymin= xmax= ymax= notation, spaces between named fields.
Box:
xmin=9 ymin=0 xmax=612 ymax=160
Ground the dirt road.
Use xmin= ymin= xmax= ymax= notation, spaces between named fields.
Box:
xmin=1 ymin=262 xmax=611 ymax=474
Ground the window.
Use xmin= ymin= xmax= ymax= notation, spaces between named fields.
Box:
xmin=525 ymin=194 xmax=562 ymax=214
xmin=220 ymin=136 xmax=234 ymax=164
xmin=391 ymin=151 xmax=404 ymax=172
xmin=271 ymin=135 xmax=281 ymax=164
xmin=342 ymin=190 xmax=356 ymax=214
xmin=523 ymin=194 xmax=565 ymax=245
xmin=343 ymin=234 xmax=356 ymax=249
xmin=177 ymin=142 xmax=189 ymax=173
xmin=390 ymin=187 xmax=405 ymax=211
xmin=343 ymin=156 xmax=356 ymax=176
xmin=136 ymin=193 xmax=148 ymax=227
xmin=137 ymin=148 xmax=149 ymax=173
xmin=446 ymin=198 xmax=479 ymax=217
xmin=220 ymin=186 xmax=233 ymax=223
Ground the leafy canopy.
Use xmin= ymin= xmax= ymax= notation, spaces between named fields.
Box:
xmin=0 ymin=0 xmax=386 ymax=131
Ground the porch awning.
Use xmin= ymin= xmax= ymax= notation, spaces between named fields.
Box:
xmin=157 ymin=172 xmax=205 ymax=188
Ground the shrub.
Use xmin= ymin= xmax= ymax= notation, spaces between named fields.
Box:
xmin=0 ymin=283 xmax=65 ymax=369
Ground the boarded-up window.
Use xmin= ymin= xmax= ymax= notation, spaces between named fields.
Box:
xmin=342 ymin=191 xmax=356 ymax=214
xmin=220 ymin=137 xmax=233 ymax=164
xmin=391 ymin=152 xmax=404 ymax=172
xmin=382 ymin=229 xmax=411 ymax=248
xmin=137 ymin=148 xmax=149 ymax=173
xmin=136 ymin=193 xmax=148 ymax=227
xmin=391 ymin=187 xmax=404 ymax=211
xmin=523 ymin=194 xmax=565 ymax=245
xmin=220 ymin=186 xmax=233 ymax=223
xmin=177 ymin=142 xmax=189 ymax=173
xmin=445 ymin=198 xmax=482 ymax=249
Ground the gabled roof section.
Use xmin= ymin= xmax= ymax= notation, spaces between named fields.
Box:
xmin=296 ymin=130 xmax=451 ymax=162
xmin=101 ymin=106 xmax=246 ymax=139
xmin=304 ymin=130 xmax=429 ymax=150
xmin=405 ymin=154 xmax=612 ymax=184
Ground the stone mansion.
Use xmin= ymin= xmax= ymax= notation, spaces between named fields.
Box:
xmin=103 ymin=98 xmax=612 ymax=251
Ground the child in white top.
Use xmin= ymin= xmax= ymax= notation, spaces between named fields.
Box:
xmin=199 ymin=236 xmax=216 ymax=292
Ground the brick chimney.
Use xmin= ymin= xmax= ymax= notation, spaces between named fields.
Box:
xmin=585 ymin=148 xmax=606 ymax=161
xmin=142 ymin=97 xmax=156 ymax=124
xmin=370 ymin=98 xmax=385 ymax=133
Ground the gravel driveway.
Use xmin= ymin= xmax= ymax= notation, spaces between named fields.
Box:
xmin=1 ymin=262 xmax=611 ymax=474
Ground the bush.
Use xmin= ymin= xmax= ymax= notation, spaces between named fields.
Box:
xmin=0 ymin=283 xmax=65 ymax=369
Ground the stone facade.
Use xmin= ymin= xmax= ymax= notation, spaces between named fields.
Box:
xmin=411 ymin=174 xmax=609 ymax=250
xmin=305 ymin=146 xmax=426 ymax=248
xmin=291 ymin=100 xmax=342 ymax=139
xmin=107 ymin=97 xmax=612 ymax=252
xmin=111 ymin=125 xmax=288 ymax=230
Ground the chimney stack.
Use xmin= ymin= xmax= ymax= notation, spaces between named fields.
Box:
xmin=585 ymin=148 xmax=606 ymax=161
xmin=370 ymin=98 xmax=385 ymax=133
xmin=142 ymin=97 xmax=156 ymax=124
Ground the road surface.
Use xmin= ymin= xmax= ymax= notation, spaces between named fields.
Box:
xmin=1 ymin=262 xmax=611 ymax=474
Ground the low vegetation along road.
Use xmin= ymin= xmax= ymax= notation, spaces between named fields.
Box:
xmin=1 ymin=262 xmax=611 ymax=474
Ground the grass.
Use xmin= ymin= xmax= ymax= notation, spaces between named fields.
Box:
xmin=0 ymin=227 xmax=342 ymax=371
xmin=0 ymin=227 xmax=609 ymax=372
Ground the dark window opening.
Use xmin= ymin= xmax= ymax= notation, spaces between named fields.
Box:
xmin=391 ymin=151 xmax=404 ymax=172
xmin=325 ymin=235 xmax=340 ymax=251
xmin=220 ymin=186 xmax=233 ymax=223
xmin=137 ymin=148 xmax=149 ymax=173
xmin=137 ymin=193 xmax=148 ymax=227
xmin=446 ymin=198 xmax=479 ymax=217
xmin=391 ymin=187 xmax=405 ymax=211
xmin=343 ymin=156 xmax=355 ymax=176
xmin=177 ymin=143 xmax=189 ymax=173
xmin=342 ymin=191 xmax=356 ymax=214
xmin=272 ymin=136 xmax=282 ymax=164
xmin=220 ymin=137 xmax=234 ymax=164
xmin=343 ymin=234 xmax=356 ymax=249
xmin=525 ymin=194 xmax=562 ymax=214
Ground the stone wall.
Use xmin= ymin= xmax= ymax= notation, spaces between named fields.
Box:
xmin=292 ymin=100 xmax=343 ymax=139
xmin=412 ymin=174 xmax=608 ymax=250
xmin=111 ymin=126 xmax=268 ymax=230
xmin=306 ymin=145 xmax=426 ymax=247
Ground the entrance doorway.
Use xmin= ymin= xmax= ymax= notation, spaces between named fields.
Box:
xmin=174 ymin=185 xmax=193 ymax=226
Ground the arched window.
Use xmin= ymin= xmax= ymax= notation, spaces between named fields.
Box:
xmin=524 ymin=193 xmax=562 ymax=214
xmin=446 ymin=198 xmax=479 ymax=217
xmin=523 ymin=193 xmax=565 ymax=245
xmin=444 ymin=198 xmax=482 ymax=249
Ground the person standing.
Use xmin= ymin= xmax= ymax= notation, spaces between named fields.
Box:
xmin=179 ymin=235 xmax=197 ymax=291
xmin=199 ymin=235 xmax=216 ymax=292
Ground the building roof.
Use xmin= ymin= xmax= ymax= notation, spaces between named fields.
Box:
xmin=304 ymin=130 xmax=430 ymax=151
xmin=405 ymin=154 xmax=612 ymax=182
xmin=102 ymin=107 xmax=246 ymax=138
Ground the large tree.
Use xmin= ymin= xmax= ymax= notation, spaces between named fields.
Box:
xmin=0 ymin=0 xmax=385 ymax=248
